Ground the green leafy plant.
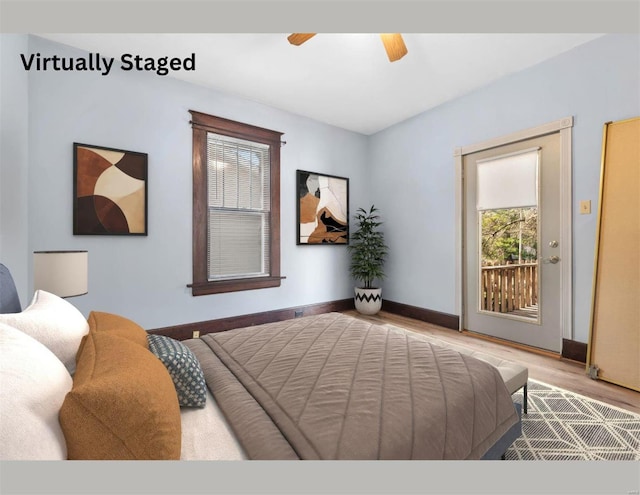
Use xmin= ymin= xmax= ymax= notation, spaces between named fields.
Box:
xmin=348 ymin=205 xmax=389 ymax=289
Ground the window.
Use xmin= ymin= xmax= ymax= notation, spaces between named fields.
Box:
xmin=189 ymin=110 xmax=283 ymax=295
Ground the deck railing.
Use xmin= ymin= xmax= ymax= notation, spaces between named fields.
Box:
xmin=480 ymin=262 xmax=538 ymax=313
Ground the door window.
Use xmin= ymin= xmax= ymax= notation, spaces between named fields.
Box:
xmin=476 ymin=148 xmax=540 ymax=321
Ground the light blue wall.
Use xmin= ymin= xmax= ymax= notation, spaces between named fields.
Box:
xmin=5 ymin=35 xmax=368 ymax=328
xmin=0 ymin=34 xmax=30 ymax=308
xmin=3 ymin=34 xmax=637 ymax=343
xmin=368 ymin=34 xmax=640 ymax=343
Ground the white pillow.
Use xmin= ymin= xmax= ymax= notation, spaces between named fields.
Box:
xmin=0 ymin=290 xmax=89 ymax=374
xmin=0 ymin=322 xmax=73 ymax=460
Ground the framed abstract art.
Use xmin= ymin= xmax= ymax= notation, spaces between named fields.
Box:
xmin=297 ymin=170 xmax=349 ymax=245
xmin=73 ymin=143 xmax=148 ymax=235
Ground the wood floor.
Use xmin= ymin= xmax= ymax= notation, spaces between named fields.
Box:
xmin=343 ymin=309 xmax=640 ymax=415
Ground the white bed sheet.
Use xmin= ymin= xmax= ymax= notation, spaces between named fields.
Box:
xmin=180 ymin=388 xmax=247 ymax=460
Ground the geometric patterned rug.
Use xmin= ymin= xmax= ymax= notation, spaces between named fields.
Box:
xmin=506 ymin=379 xmax=640 ymax=460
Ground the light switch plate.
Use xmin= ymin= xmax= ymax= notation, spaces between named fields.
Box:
xmin=579 ymin=200 xmax=591 ymax=214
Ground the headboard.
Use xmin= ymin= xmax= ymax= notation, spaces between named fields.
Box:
xmin=0 ymin=263 xmax=22 ymax=313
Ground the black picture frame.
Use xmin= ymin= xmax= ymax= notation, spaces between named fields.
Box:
xmin=296 ymin=169 xmax=349 ymax=245
xmin=73 ymin=142 xmax=148 ymax=236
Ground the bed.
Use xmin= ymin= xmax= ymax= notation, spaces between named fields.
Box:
xmin=0 ymin=263 xmax=521 ymax=460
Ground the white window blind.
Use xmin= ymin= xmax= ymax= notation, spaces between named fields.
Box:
xmin=207 ymin=133 xmax=270 ymax=280
xmin=476 ymin=148 xmax=540 ymax=211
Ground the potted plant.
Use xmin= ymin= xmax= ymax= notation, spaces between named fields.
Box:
xmin=348 ymin=205 xmax=389 ymax=315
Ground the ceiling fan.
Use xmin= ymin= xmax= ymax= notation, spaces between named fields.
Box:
xmin=287 ymin=33 xmax=408 ymax=62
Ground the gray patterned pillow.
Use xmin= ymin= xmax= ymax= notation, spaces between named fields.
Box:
xmin=147 ymin=334 xmax=207 ymax=408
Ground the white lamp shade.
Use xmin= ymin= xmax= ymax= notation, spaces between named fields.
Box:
xmin=33 ymin=251 xmax=88 ymax=298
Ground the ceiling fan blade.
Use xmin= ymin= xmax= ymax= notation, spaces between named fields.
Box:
xmin=380 ymin=34 xmax=407 ymax=62
xmin=287 ymin=33 xmax=317 ymax=46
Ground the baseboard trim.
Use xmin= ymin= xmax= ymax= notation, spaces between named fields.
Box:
xmin=149 ymin=297 xmax=461 ymax=340
xmin=148 ymin=298 xmax=355 ymax=340
xmin=382 ymin=300 xmax=459 ymax=330
xmin=561 ymin=338 xmax=587 ymax=363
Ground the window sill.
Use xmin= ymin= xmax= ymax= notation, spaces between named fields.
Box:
xmin=188 ymin=276 xmax=285 ymax=296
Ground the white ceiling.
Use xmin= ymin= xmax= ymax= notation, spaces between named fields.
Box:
xmin=37 ymin=33 xmax=603 ymax=135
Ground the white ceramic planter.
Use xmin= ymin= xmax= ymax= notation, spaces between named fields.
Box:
xmin=354 ymin=287 xmax=382 ymax=315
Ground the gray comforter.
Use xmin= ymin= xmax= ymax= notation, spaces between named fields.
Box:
xmin=185 ymin=312 xmax=519 ymax=460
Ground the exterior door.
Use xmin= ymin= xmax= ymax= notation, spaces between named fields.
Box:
xmin=463 ymin=132 xmax=563 ymax=352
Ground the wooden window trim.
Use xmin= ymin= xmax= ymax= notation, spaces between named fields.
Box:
xmin=189 ymin=110 xmax=283 ymax=296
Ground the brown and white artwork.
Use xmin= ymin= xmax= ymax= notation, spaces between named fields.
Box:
xmin=73 ymin=143 xmax=148 ymax=235
xmin=297 ymin=170 xmax=349 ymax=244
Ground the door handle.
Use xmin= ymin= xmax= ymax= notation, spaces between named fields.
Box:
xmin=542 ymin=255 xmax=560 ymax=264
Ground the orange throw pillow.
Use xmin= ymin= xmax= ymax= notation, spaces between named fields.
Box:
xmin=59 ymin=331 xmax=181 ymax=460
xmin=87 ymin=311 xmax=149 ymax=348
